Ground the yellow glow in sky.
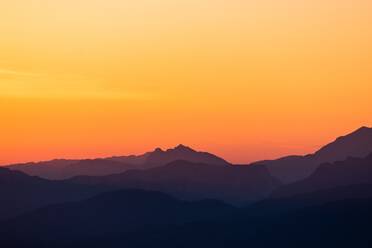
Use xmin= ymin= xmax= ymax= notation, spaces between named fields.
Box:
xmin=1 ymin=0 xmax=372 ymax=164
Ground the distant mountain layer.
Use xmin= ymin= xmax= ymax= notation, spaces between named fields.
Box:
xmin=0 ymin=189 xmax=234 ymax=241
xmin=253 ymin=126 xmax=372 ymax=183
xmin=6 ymin=145 xmax=229 ymax=180
xmin=251 ymin=183 xmax=372 ymax=215
xmin=271 ymin=153 xmax=372 ymax=198
xmin=0 ymin=167 xmax=108 ymax=220
xmin=1 ymin=186 xmax=371 ymax=248
xmin=69 ymin=160 xmax=280 ymax=204
xmin=6 ymin=127 xmax=372 ymax=185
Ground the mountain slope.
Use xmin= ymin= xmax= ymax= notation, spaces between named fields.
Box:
xmin=0 ymin=167 xmax=107 ymax=220
xmin=2 ymin=189 xmax=371 ymax=248
xmin=143 ymin=144 xmax=229 ymax=166
xmin=6 ymin=145 xmax=229 ymax=180
xmin=251 ymin=183 xmax=372 ymax=215
xmin=69 ymin=160 xmax=280 ymax=204
xmin=271 ymin=153 xmax=372 ymax=198
xmin=253 ymin=126 xmax=372 ymax=183
xmin=7 ymin=159 xmax=138 ymax=180
xmin=0 ymin=189 xmax=234 ymax=241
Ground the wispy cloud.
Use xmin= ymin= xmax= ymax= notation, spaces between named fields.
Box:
xmin=0 ymin=89 xmax=154 ymax=101
xmin=0 ymin=68 xmax=41 ymax=77
xmin=0 ymin=68 xmax=154 ymax=101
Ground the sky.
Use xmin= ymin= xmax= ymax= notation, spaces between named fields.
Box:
xmin=1 ymin=0 xmax=372 ymax=165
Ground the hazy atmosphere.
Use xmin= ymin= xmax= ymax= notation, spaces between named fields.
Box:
xmin=1 ymin=0 xmax=371 ymax=164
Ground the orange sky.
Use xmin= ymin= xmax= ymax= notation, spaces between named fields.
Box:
xmin=1 ymin=0 xmax=372 ymax=165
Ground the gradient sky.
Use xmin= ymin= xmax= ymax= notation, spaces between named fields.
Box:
xmin=1 ymin=0 xmax=372 ymax=165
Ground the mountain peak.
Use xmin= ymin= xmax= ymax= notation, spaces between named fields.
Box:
xmin=353 ymin=126 xmax=372 ymax=134
xmin=144 ymin=144 xmax=229 ymax=166
xmin=152 ymin=145 xmax=194 ymax=154
xmin=333 ymin=126 xmax=372 ymax=142
xmin=261 ymin=126 xmax=372 ymax=183
xmin=172 ymin=144 xmax=195 ymax=152
xmin=316 ymin=126 xmax=372 ymax=156
xmin=154 ymin=148 xmax=164 ymax=153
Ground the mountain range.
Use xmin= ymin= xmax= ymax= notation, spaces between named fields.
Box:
xmin=0 ymin=167 xmax=109 ymax=220
xmin=6 ymin=144 xmax=229 ymax=180
xmin=6 ymin=127 xmax=372 ymax=184
xmin=272 ymin=153 xmax=372 ymax=198
xmin=253 ymin=126 xmax=372 ymax=183
xmin=1 ymin=126 xmax=372 ymax=247
xmin=1 ymin=186 xmax=371 ymax=248
xmin=0 ymin=189 xmax=234 ymax=241
xmin=69 ymin=160 xmax=280 ymax=204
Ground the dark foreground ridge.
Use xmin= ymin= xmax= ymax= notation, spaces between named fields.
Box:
xmin=1 ymin=187 xmax=372 ymax=248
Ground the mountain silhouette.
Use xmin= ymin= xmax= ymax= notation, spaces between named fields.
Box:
xmin=0 ymin=167 xmax=108 ymax=220
xmin=114 ymin=197 xmax=371 ymax=248
xmin=251 ymin=183 xmax=372 ymax=215
xmin=6 ymin=159 xmax=137 ymax=180
xmin=253 ymin=126 xmax=372 ymax=183
xmin=2 ymin=188 xmax=371 ymax=248
xmin=271 ymin=153 xmax=372 ymax=198
xmin=69 ymin=160 xmax=280 ymax=204
xmin=1 ymin=128 xmax=372 ymax=247
xmin=6 ymin=145 xmax=229 ymax=180
xmin=142 ymin=144 xmax=229 ymax=166
xmin=0 ymin=189 xmax=234 ymax=241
